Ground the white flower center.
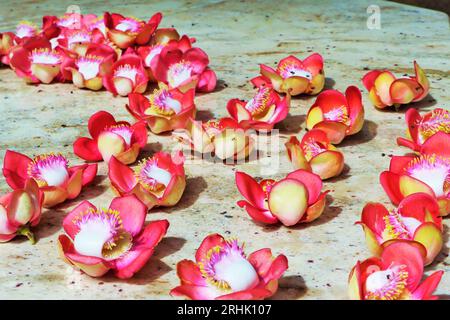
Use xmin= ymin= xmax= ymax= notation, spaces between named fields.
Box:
xmin=144 ymin=45 xmax=163 ymax=67
xmin=408 ymin=155 xmax=450 ymax=197
xmin=76 ymin=58 xmax=101 ymax=80
xmin=74 ymin=219 xmax=114 ymax=258
xmin=167 ymin=62 xmax=192 ymax=88
xmin=114 ymin=64 xmax=138 ymax=84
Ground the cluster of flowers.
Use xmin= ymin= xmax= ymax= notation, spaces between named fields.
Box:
xmin=0 ymin=10 xmax=446 ymax=300
xmin=349 ymin=108 xmax=450 ymax=300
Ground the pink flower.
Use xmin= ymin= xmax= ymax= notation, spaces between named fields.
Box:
xmin=357 ymin=193 xmax=443 ymax=265
xmin=380 ymin=132 xmax=450 ymax=216
xmin=285 ymin=129 xmax=345 ymax=180
xmin=73 ymin=111 xmax=147 ymax=164
xmin=226 ymin=85 xmax=290 ymax=130
xmin=151 ymin=45 xmax=216 ymax=93
xmin=251 ymin=53 xmax=324 ymax=96
xmin=236 ymin=169 xmax=328 ymax=226
xmin=2 ymin=150 xmax=97 ymax=208
xmin=61 ymin=43 xmax=117 ymax=90
xmin=103 ymin=50 xmax=149 ymax=96
xmin=397 ymin=108 xmax=450 ymax=152
xmin=104 ymin=12 xmax=162 ymax=49
xmin=348 ymin=241 xmax=444 ymax=300
xmin=108 ymin=151 xmax=186 ymax=209
xmin=9 ymin=36 xmax=63 ymax=84
xmin=306 ymin=86 xmax=365 ymax=144
xmin=58 ymin=195 xmax=169 ymax=278
xmin=170 ymin=233 xmax=288 ymax=300
xmin=362 ymin=61 xmax=429 ymax=109
xmin=126 ymin=84 xmax=196 ymax=134
xmin=0 ymin=179 xmax=43 ymax=244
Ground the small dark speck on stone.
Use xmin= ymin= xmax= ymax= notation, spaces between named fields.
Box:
xmin=225 ymin=230 xmax=231 ymax=234
xmin=363 ymin=67 xmax=369 ymax=71
xmin=61 ymin=124 xmax=67 ymax=128
xmin=381 ymin=153 xmax=386 ymax=157
xmin=37 ymin=90 xmax=43 ymax=93
xmin=326 ymin=283 xmax=331 ymax=287
xmin=70 ymin=91 xmax=74 ymax=94
xmin=15 ymin=283 xmax=23 ymax=288
xmin=98 ymin=282 xmax=104 ymax=285
xmin=220 ymin=211 xmax=227 ymax=215
xmin=224 ymin=215 xmax=233 ymax=218
xmin=308 ymin=260 xmax=314 ymax=263
xmin=119 ymin=289 xmax=123 ymax=292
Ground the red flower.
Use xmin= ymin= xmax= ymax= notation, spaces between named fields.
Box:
xmin=348 ymin=241 xmax=444 ymax=300
xmin=362 ymin=61 xmax=429 ymax=109
xmin=2 ymin=150 xmax=97 ymax=208
xmin=108 ymin=151 xmax=186 ymax=209
xmin=170 ymin=234 xmax=288 ymax=300
xmin=236 ymin=169 xmax=328 ymax=226
xmin=397 ymin=108 xmax=450 ymax=152
xmin=357 ymin=193 xmax=443 ymax=265
xmin=380 ymin=132 xmax=450 ymax=216
xmin=226 ymin=85 xmax=290 ymax=130
xmin=251 ymin=53 xmax=324 ymax=96
xmin=9 ymin=36 xmax=63 ymax=84
xmin=306 ymin=86 xmax=365 ymax=144
xmin=127 ymin=84 xmax=196 ymax=134
xmin=103 ymin=50 xmax=148 ymax=96
xmin=151 ymin=45 xmax=216 ymax=93
xmin=73 ymin=111 xmax=147 ymax=164
xmin=61 ymin=43 xmax=117 ymax=90
xmin=104 ymin=12 xmax=162 ymax=49
xmin=0 ymin=32 xmax=14 ymax=65
xmin=0 ymin=179 xmax=43 ymax=244
xmin=285 ymin=129 xmax=345 ymax=180
xmin=58 ymin=195 xmax=169 ymax=278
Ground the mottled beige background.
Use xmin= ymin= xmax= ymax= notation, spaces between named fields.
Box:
xmin=0 ymin=0 xmax=449 ymax=299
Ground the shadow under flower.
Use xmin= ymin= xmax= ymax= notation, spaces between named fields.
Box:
xmin=159 ymin=176 xmax=208 ymax=213
xmin=338 ymin=120 xmax=378 ymax=147
xmin=276 ymin=113 xmax=306 ymax=135
xmin=269 ymin=275 xmax=308 ymax=300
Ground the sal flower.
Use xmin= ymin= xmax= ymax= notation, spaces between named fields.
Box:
xmin=236 ymin=169 xmax=328 ymax=226
xmin=357 ymin=193 xmax=443 ymax=266
xmin=397 ymin=108 xmax=450 ymax=152
xmin=362 ymin=61 xmax=429 ymax=109
xmin=126 ymin=84 xmax=196 ymax=134
xmin=306 ymin=86 xmax=365 ymax=144
xmin=58 ymin=195 xmax=169 ymax=279
xmin=226 ymin=85 xmax=290 ymax=130
xmin=151 ymin=45 xmax=216 ymax=93
xmin=73 ymin=111 xmax=147 ymax=164
xmin=9 ymin=36 xmax=63 ymax=84
xmin=251 ymin=53 xmax=324 ymax=96
xmin=380 ymin=132 xmax=450 ymax=216
xmin=104 ymin=12 xmax=162 ymax=49
xmin=0 ymin=179 xmax=43 ymax=244
xmin=170 ymin=233 xmax=288 ymax=300
xmin=348 ymin=241 xmax=444 ymax=300
xmin=62 ymin=43 xmax=117 ymax=90
xmin=103 ymin=50 xmax=148 ymax=96
xmin=285 ymin=129 xmax=344 ymax=180
xmin=108 ymin=151 xmax=186 ymax=209
xmin=178 ymin=118 xmax=254 ymax=161
xmin=2 ymin=150 xmax=97 ymax=208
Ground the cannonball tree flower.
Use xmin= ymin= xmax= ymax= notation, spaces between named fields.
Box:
xmin=251 ymin=53 xmax=324 ymax=96
xmin=170 ymin=233 xmax=288 ymax=300
xmin=178 ymin=118 xmax=254 ymax=161
xmin=362 ymin=61 xmax=429 ymax=109
xmin=9 ymin=36 xmax=63 ymax=84
xmin=236 ymin=169 xmax=328 ymax=226
xmin=58 ymin=195 xmax=169 ymax=279
xmin=108 ymin=151 xmax=186 ymax=209
xmin=61 ymin=43 xmax=117 ymax=90
xmin=56 ymin=28 xmax=105 ymax=56
xmin=0 ymin=179 xmax=43 ymax=244
xmin=285 ymin=129 xmax=344 ymax=180
xmin=305 ymin=86 xmax=365 ymax=144
xmin=380 ymin=132 xmax=450 ymax=216
xmin=126 ymin=84 xmax=196 ymax=134
xmin=73 ymin=111 xmax=147 ymax=164
xmin=103 ymin=50 xmax=148 ymax=96
xmin=226 ymin=85 xmax=290 ymax=130
xmin=397 ymin=108 xmax=450 ymax=152
xmin=104 ymin=12 xmax=162 ymax=49
xmin=348 ymin=241 xmax=444 ymax=300
xmin=14 ymin=21 xmax=39 ymax=41
xmin=357 ymin=193 xmax=443 ymax=266
xmin=151 ymin=45 xmax=216 ymax=93
xmin=2 ymin=150 xmax=97 ymax=208
xmin=0 ymin=32 xmax=14 ymax=65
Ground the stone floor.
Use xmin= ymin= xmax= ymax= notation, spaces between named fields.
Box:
xmin=0 ymin=0 xmax=449 ymax=299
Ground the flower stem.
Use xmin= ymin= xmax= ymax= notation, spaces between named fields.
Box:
xmin=17 ymin=226 xmax=36 ymax=245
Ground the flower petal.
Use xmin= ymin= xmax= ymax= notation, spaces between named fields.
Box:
xmin=109 ymin=195 xmax=147 ymax=236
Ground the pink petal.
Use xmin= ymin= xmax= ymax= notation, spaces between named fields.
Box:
xmin=109 ymin=195 xmax=147 ymax=236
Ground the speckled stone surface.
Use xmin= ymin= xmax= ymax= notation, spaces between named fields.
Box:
xmin=0 ymin=0 xmax=449 ymax=299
